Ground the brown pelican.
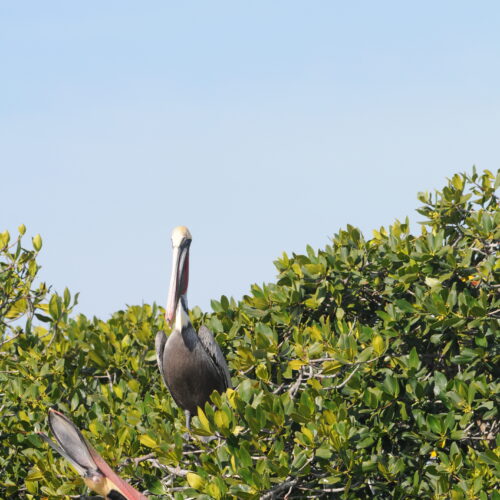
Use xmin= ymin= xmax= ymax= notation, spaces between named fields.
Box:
xmin=39 ymin=409 xmax=146 ymax=500
xmin=155 ymin=226 xmax=231 ymax=430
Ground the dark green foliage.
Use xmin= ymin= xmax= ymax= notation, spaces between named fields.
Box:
xmin=1 ymin=169 xmax=498 ymax=499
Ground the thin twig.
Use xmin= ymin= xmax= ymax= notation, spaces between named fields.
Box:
xmin=288 ymin=368 xmax=303 ymax=399
xmin=106 ymin=370 xmax=114 ymax=392
xmin=126 ymin=452 xmax=155 ymax=465
xmin=45 ymin=326 xmax=58 ymax=351
xmin=0 ymin=332 xmax=21 ymax=347
xmin=333 ymin=363 xmax=361 ymax=390
xmin=151 ymin=460 xmax=189 ymax=477
xmin=261 ymin=478 xmax=299 ymax=500
xmin=272 ymin=383 xmax=285 ymax=394
xmin=181 ymin=448 xmax=205 ymax=455
xmin=239 ymin=365 xmax=255 ymax=376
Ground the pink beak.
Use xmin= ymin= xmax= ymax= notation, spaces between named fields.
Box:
xmin=166 ymin=243 xmax=190 ymax=325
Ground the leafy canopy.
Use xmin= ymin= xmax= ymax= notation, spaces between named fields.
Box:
xmin=0 ymin=168 xmax=498 ymax=499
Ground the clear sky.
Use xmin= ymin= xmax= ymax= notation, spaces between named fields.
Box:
xmin=1 ymin=2 xmax=499 ymax=318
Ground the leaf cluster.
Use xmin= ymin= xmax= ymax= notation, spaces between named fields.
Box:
xmin=0 ymin=169 xmax=498 ymax=499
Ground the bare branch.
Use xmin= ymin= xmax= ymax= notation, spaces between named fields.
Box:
xmin=333 ymin=363 xmax=361 ymax=390
xmin=261 ymin=478 xmax=298 ymax=500
xmin=0 ymin=332 xmax=21 ymax=347
xmin=106 ymin=370 xmax=114 ymax=392
xmin=288 ymin=368 xmax=304 ymax=399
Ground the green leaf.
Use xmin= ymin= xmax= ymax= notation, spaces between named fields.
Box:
xmin=427 ymin=415 xmax=442 ymax=434
xmin=2 ymin=169 xmax=499 ymax=499
xmin=395 ymin=299 xmax=416 ymax=313
xmin=382 ymin=375 xmax=399 ymax=397
xmin=315 ymin=447 xmax=332 ymax=459
xmin=357 ymin=436 xmax=375 ymax=449
xmin=408 ymin=347 xmax=420 ymax=370
xmin=63 ymin=287 xmax=71 ymax=307
xmin=255 ymin=363 xmax=269 ymax=381
xmin=48 ymin=294 xmax=61 ymax=320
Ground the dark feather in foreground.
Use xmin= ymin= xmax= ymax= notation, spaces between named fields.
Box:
xmin=39 ymin=409 xmax=146 ymax=500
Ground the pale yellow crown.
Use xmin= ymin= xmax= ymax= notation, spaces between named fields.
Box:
xmin=171 ymin=226 xmax=192 ymax=247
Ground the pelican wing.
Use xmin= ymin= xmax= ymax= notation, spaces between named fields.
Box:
xmin=40 ymin=409 xmax=147 ymax=500
xmin=155 ymin=331 xmax=168 ymax=388
xmin=197 ymin=325 xmax=232 ymax=389
xmin=42 ymin=409 xmax=100 ymax=478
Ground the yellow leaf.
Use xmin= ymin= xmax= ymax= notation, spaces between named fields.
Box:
xmin=88 ymin=351 xmax=106 ymax=368
xmin=307 ymin=378 xmax=322 ymax=390
xmin=372 ymin=335 xmax=385 ymax=355
xmin=255 ymin=363 xmax=269 ymax=381
xmin=6 ymin=298 xmax=27 ymax=319
xmin=25 ymin=469 xmax=44 ymax=481
xmin=114 ymin=385 xmax=123 ymax=400
xmin=304 ymin=263 xmax=323 ymax=275
xmin=32 ymin=234 xmax=42 ymax=251
xmin=207 ymin=482 xmax=221 ymax=500
xmin=197 ymin=408 xmax=212 ymax=433
xmin=226 ymin=388 xmax=237 ymax=409
xmin=89 ymin=421 xmax=99 ymax=436
xmin=289 ymin=359 xmax=304 ymax=370
xmin=19 ymin=410 xmax=30 ymax=423
xmin=139 ymin=434 xmax=157 ymax=448
xmin=302 ymin=426 xmax=314 ymax=441
xmin=292 ymin=263 xmax=303 ymax=277
xmin=186 ymin=472 xmax=205 ymax=489
xmin=127 ymin=379 xmax=140 ymax=392
xmin=310 ymin=325 xmax=322 ymax=341
xmin=214 ymin=410 xmax=229 ymax=429
xmin=118 ymin=427 xmax=129 ymax=446
xmin=0 ymin=230 xmax=10 ymax=247
xmin=100 ymin=383 xmax=109 ymax=399
xmin=321 ymin=360 xmax=342 ymax=375
xmin=232 ymin=425 xmax=244 ymax=436
xmin=130 ymin=356 xmax=139 ymax=371
xmin=425 ymin=277 xmax=441 ymax=288
xmin=25 ymin=480 xmax=38 ymax=494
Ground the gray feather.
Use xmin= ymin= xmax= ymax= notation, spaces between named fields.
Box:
xmin=155 ymin=331 xmax=168 ymax=388
xmin=43 ymin=411 xmax=100 ymax=478
xmin=197 ymin=325 xmax=232 ymax=389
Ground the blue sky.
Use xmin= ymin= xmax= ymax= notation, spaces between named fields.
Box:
xmin=1 ymin=2 xmax=499 ymax=318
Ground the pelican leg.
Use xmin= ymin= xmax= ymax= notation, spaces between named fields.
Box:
xmin=184 ymin=409 xmax=216 ymax=443
xmin=180 ymin=410 xmax=192 ymax=441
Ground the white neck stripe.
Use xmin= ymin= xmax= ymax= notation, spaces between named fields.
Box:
xmin=175 ymin=298 xmax=190 ymax=331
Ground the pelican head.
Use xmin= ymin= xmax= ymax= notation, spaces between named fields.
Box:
xmin=166 ymin=226 xmax=192 ymax=326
